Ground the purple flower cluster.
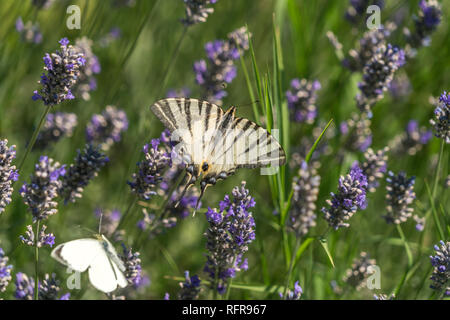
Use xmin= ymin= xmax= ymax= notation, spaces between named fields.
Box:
xmin=288 ymin=161 xmax=321 ymax=237
xmin=430 ymin=92 xmax=449 ymax=144
xmin=384 ymin=171 xmax=415 ymax=224
xmin=0 ymin=139 xmax=18 ymax=214
xmin=322 ymin=164 xmax=368 ymax=230
xmin=15 ymin=272 xmax=69 ymax=300
xmin=343 ymin=252 xmax=376 ymax=290
xmin=429 ymin=240 xmax=450 ymax=297
xmin=35 ymin=112 xmax=78 ymax=149
xmin=20 ymin=224 xmax=55 ymax=248
xmin=356 ymin=44 xmax=405 ymax=115
xmin=32 ymin=38 xmax=85 ymax=106
xmin=194 ymin=26 xmax=250 ymax=105
xmin=340 ymin=113 xmax=372 ymax=152
xmin=204 ymin=182 xmax=255 ymax=294
xmin=280 ymin=281 xmax=303 ymax=300
xmin=391 ymin=120 xmax=432 ymax=155
xmin=345 ymin=0 xmax=385 ymax=25
xmin=343 ymin=26 xmax=392 ymax=72
xmin=20 ymin=156 xmax=65 ymax=221
xmin=178 ymin=270 xmax=201 ymax=300
xmin=0 ymin=248 xmax=13 ymax=292
xmin=182 ymin=0 xmax=218 ymax=26
xmin=60 ymin=144 xmax=109 ymax=204
xmin=360 ymin=147 xmax=389 ymax=192
xmin=120 ymin=245 xmax=144 ymax=288
xmin=15 ymin=17 xmax=42 ymax=44
xmin=405 ymin=0 xmax=442 ymax=49
xmin=286 ymin=79 xmax=321 ymax=124
xmin=74 ymin=37 xmax=101 ymax=101
xmin=86 ymin=106 xmax=128 ymax=150
xmin=128 ymin=138 xmax=171 ymax=200
xmin=388 ymin=73 xmax=411 ymax=99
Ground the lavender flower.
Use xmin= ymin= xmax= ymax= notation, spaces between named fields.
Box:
xmin=99 ymin=27 xmax=122 ymax=47
xmin=15 ymin=17 xmax=42 ymax=44
xmin=204 ymin=181 xmax=255 ymax=294
xmin=0 ymin=248 xmax=12 ymax=292
xmin=182 ymin=0 xmax=218 ymax=26
xmin=445 ymin=175 xmax=450 ymax=189
xmin=356 ymin=44 xmax=405 ymax=115
xmin=74 ymin=37 xmax=101 ymax=100
xmin=340 ymin=113 xmax=372 ymax=152
xmin=15 ymin=272 xmax=34 ymax=300
xmin=288 ymin=161 xmax=320 ymax=237
xmin=20 ymin=156 xmax=65 ymax=221
xmin=413 ymin=214 xmax=425 ymax=231
xmin=343 ymin=26 xmax=392 ymax=72
xmin=20 ymin=224 xmax=55 ymax=248
xmin=35 ymin=112 xmax=78 ymax=149
xmin=390 ymin=120 xmax=432 ymax=155
xmin=178 ymin=270 xmax=201 ymax=300
xmin=120 ymin=245 xmax=141 ymax=288
xmin=384 ymin=171 xmax=415 ymax=224
xmin=405 ymin=0 xmax=442 ymax=49
xmin=128 ymin=138 xmax=171 ymax=200
xmin=0 ymin=139 xmax=18 ymax=214
xmin=280 ymin=281 xmax=303 ymax=300
xmin=429 ymin=241 xmax=450 ymax=297
xmin=39 ymin=273 xmax=70 ymax=300
xmin=343 ymin=252 xmax=376 ymax=290
xmin=164 ymin=293 xmax=170 ymax=300
xmin=60 ymin=144 xmax=108 ymax=203
xmin=286 ymin=79 xmax=321 ymax=123
xmin=86 ymin=106 xmax=128 ymax=150
xmin=345 ymin=0 xmax=385 ymax=25
xmin=322 ymin=165 xmax=368 ymax=230
xmin=32 ymin=38 xmax=85 ymax=105
xmin=360 ymin=147 xmax=388 ymax=192
xmin=430 ymin=92 xmax=449 ymax=144
xmin=194 ymin=27 xmax=250 ymax=105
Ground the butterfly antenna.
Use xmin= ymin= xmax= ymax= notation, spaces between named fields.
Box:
xmin=192 ymin=183 xmax=209 ymax=217
xmin=98 ymin=209 xmax=103 ymax=235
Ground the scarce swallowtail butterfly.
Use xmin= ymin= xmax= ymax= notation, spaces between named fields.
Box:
xmin=150 ymin=98 xmax=286 ymax=210
xmin=51 ymin=234 xmax=128 ymax=293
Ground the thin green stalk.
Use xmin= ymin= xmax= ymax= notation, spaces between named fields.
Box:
xmin=225 ymin=256 xmax=238 ymax=299
xmin=34 ymin=220 xmax=40 ymax=300
xmin=396 ymin=224 xmax=413 ymax=267
xmin=157 ymin=27 xmax=188 ymax=98
xmin=17 ymin=104 xmax=52 ymax=177
xmin=432 ymin=125 xmax=445 ymax=198
xmin=282 ymin=236 xmax=301 ymax=298
xmin=116 ymin=196 xmax=138 ymax=231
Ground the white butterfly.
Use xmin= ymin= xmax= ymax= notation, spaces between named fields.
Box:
xmin=150 ymin=98 xmax=286 ymax=207
xmin=51 ymin=234 xmax=128 ymax=293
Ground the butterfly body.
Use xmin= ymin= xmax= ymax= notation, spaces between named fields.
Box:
xmin=150 ymin=98 xmax=286 ymax=209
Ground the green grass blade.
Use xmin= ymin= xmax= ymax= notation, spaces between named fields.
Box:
xmin=425 ymin=181 xmax=445 ymax=240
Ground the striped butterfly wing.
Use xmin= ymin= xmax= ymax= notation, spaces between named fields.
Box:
xmin=209 ymin=116 xmax=286 ymax=173
xmin=150 ymin=98 xmax=224 ymax=164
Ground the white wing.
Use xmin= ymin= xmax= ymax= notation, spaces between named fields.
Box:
xmin=88 ymin=247 xmax=127 ymax=293
xmin=51 ymin=239 xmax=104 ymax=272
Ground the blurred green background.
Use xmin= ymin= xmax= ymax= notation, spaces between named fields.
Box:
xmin=0 ymin=0 xmax=448 ymax=299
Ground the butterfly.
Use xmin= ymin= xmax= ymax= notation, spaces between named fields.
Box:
xmin=150 ymin=98 xmax=286 ymax=208
xmin=51 ymin=234 xmax=128 ymax=293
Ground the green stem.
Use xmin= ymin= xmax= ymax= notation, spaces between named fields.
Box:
xmin=396 ymin=224 xmax=413 ymax=267
xmin=116 ymin=196 xmax=138 ymax=232
xmin=157 ymin=27 xmax=188 ymax=98
xmin=432 ymin=140 xmax=445 ymax=198
xmin=17 ymin=105 xmax=52 ymax=177
xmin=34 ymin=220 xmax=40 ymax=300
xmin=283 ymin=236 xmax=301 ymax=298
xmin=225 ymin=256 xmax=238 ymax=300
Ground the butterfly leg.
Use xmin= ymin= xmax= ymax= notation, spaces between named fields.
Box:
xmin=174 ymin=165 xmax=198 ymax=208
